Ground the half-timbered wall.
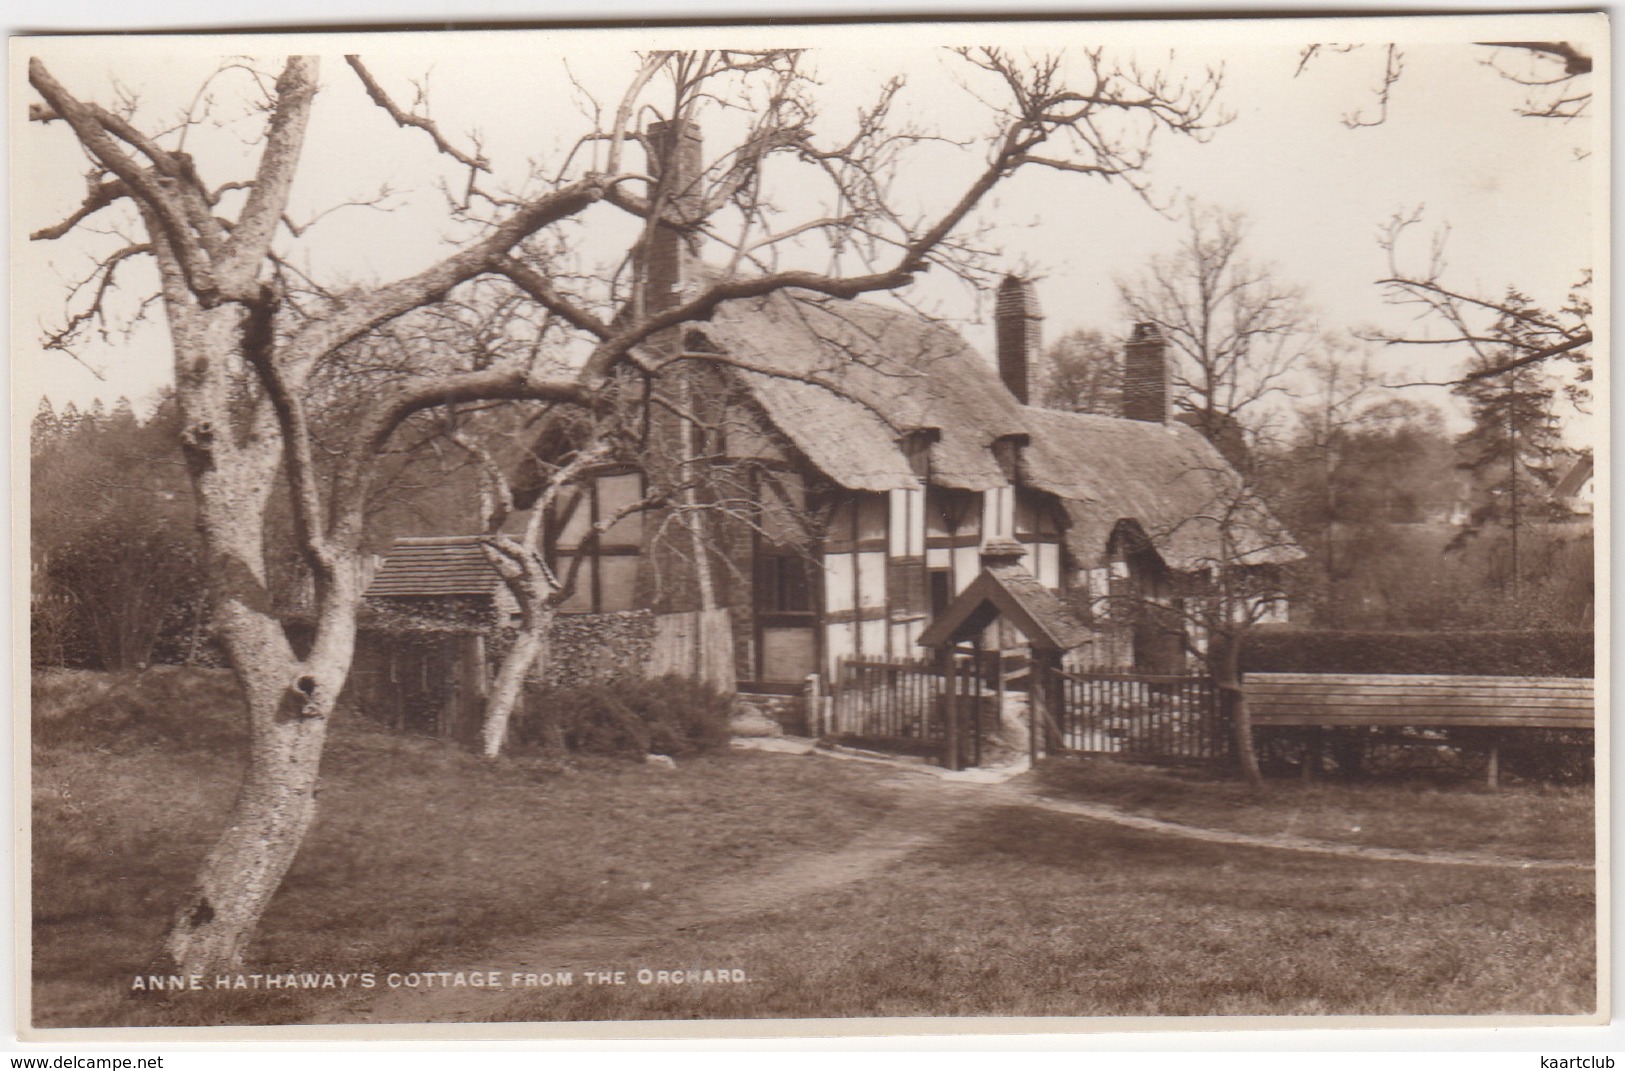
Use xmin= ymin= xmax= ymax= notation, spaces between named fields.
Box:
xmin=549 ymin=469 xmax=645 ymax=613
xmin=1014 ymin=489 xmax=1065 ymax=590
xmin=749 ymin=468 xmax=819 ymax=683
xmin=821 ymin=492 xmax=890 ymax=674
xmin=925 ymin=487 xmax=982 ymax=604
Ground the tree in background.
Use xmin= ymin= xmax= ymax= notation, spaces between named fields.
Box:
xmin=32 ymin=395 xmax=206 ymax=669
xmin=1267 ymin=395 xmax=1468 ymax=628
xmin=1450 ymin=293 xmax=1569 ymax=595
xmin=1037 ymin=327 xmax=1122 ymax=415
xmin=1117 ymin=202 xmax=1310 ymax=454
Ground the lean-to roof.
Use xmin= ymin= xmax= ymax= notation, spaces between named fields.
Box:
xmin=364 ymin=537 xmax=505 ymax=598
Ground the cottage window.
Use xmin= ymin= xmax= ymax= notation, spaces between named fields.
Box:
xmin=754 ymin=553 xmax=815 ymax=614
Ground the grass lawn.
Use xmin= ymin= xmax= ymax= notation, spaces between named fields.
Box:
xmin=1032 ymin=755 xmax=1594 ymax=861
xmin=498 ymin=804 xmax=1595 ymax=1022
xmin=31 ymin=668 xmax=898 ymax=1028
xmin=30 ymin=669 xmax=1598 ymax=1029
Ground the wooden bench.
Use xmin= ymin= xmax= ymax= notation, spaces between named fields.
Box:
xmin=1244 ymin=673 xmax=1595 ymax=785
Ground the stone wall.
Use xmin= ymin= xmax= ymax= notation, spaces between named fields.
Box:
xmin=543 ymin=609 xmax=657 ymax=689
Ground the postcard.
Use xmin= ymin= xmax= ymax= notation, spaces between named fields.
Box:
xmin=12 ymin=12 xmax=1608 ymax=1044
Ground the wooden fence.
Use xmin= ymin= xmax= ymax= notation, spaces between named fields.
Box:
xmin=831 ymin=655 xmax=998 ymax=766
xmin=831 ymin=657 xmax=944 ymax=753
xmin=1048 ymin=667 xmax=1228 ymax=763
xmin=648 ymin=608 xmax=736 ymax=693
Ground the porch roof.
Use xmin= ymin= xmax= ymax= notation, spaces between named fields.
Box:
xmin=916 ymin=558 xmax=1092 ymax=653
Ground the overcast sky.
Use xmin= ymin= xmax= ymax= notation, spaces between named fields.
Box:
xmin=12 ymin=12 xmax=1605 ymax=446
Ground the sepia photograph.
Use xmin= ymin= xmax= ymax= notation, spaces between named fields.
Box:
xmin=11 ymin=12 xmax=1606 ymax=1040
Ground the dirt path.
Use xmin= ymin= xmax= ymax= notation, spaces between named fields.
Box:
xmin=304 ymin=757 xmax=1589 ymax=1025
xmin=1002 ymin=788 xmax=1593 ymax=871
xmin=305 ymin=768 xmax=985 ymax=1025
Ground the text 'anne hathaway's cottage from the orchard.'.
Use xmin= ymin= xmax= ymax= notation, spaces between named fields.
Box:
xmin=352 ymin=119 xmax=1299 ymax=740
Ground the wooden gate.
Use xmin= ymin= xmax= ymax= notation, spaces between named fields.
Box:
xmin=1043 ymin=665 xmax=1228 ymax=764
xmin=830 ymin=654 xmax=996 ymax=768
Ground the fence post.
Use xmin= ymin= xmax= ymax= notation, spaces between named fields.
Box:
xmin=1028 ymin=659 xmax=1042 ymax=767
xmin=805 ymin=672 xmax=822 ymax=739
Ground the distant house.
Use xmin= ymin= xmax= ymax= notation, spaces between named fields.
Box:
xmin=360 ymin=119 xmax=1299 ymax=731
xmin=1554 ymin=452 xmax=1595 ymax=517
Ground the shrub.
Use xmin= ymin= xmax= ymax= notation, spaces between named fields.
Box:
xmin=32 ymin=666 xmax=247 ymax=752
xmin=1241 ymin=627 xmax=1593 ymax=678
xmin=513 ymin=674 xmax=733 ymax=758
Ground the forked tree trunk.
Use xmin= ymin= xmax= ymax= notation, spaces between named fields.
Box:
xmin=161 ymin=302 xmax=361 ymax=974
xmin=164 ymin=680 xmax=330 ymax=971
xmin=164 ymin=587 xmax=359 ymax=973
xmin=479 ymin=529 xmax=560 ymax=758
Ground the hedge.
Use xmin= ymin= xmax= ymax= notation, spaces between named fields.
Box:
xmin=1240 ymin=627 xmax=1594 ymax=678
xmin=513 ymin=673 xmax=733 ymax=757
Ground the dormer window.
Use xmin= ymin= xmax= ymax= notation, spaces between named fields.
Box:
xmin=991 ymin=432 xmax=1030 ymax=482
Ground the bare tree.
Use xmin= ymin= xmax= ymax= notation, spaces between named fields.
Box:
xmin=1117 ymin=201 xmax=1310 ymax=453
xmin=1278 ymin=342 xmax=1383 ymax=619
xmin=1038 ymin=327 xmax=1122 ymax=415
xmin=1477 ymin=41 xmax=1594 ymax=121
xmin=28 ymin=46 xmax=1225 ymax=973
xmin=1296 ymin=40 xmax=1594 ymax=126
xmin=1103 ymin=468 xmax=1299 ymax=789
xmin=1373 ymin=211 xmax=1592 ymax=398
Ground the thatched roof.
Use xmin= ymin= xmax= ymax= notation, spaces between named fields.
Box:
xmin=1019 ymin=408 xmax=1299 ymax=570
xmin=697 ymin=289 xmax=1026 ymax=492
xmin=687 ymin=278 xmax=1298 ymax=572
xmin=365 ymin=537 xmax=504 ymax=598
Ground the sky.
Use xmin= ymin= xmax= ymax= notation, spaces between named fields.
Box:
xmin=10 ymin=12 xmax=1606 ymax=448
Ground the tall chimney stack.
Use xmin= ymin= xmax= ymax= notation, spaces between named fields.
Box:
xmin=995 ymin=275 xmax=1043 ymax=405
xmin=643 ymin=119 xmax=704 ymax=316
xmin=1121 ymin=322 xmax=1169 ymax=423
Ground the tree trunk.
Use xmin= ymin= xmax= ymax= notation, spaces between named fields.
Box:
xmin=1213 ymin=634 xmax=1264 ymax=790
xmin=164 ymin=681 xmax=329 ymax=972
xmin=482 ymin=614 xmax=551 ymax=758
xmin=161 ymin=302 xmax=361 ymax=974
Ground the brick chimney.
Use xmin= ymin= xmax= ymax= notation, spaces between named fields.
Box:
xmin=643 ymin=119 xmax=704 ymax=316
xmin=995 ymin=275 xmax=1043 ymax=405
xmin=1121 ymin=322 xmax=1169 ymax=423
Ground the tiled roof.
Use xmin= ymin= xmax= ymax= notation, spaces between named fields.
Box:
xmin=917 ymin=556 xmax=1092 ymax=652
xmin=364 ymin=537 xmax=506 ymax=598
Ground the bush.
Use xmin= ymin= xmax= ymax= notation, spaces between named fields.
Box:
xmin=32 ymin=666 xmax=247 ymax=752
xmin=1241 ymin=627 xmax=1593 ymax=678
xmin=513 ymin=674 xmax=733 ymax=758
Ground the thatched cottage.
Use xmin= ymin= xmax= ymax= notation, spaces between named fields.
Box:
xmin=360 ymin=120 xmax=1298 ymax=731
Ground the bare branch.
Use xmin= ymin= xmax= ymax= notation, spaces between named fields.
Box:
xmin=30 ymin=175 xmax=131 ymax=241
xmin=345 ymin=55 xmax=491 ymax=173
